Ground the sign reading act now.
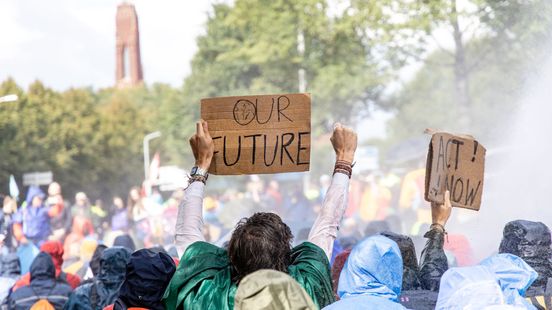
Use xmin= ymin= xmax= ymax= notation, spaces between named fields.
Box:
xmin=201 ymin=93 xmax=311 ymax=175
xmin=425 ymin=132 xmax=486 ymax=211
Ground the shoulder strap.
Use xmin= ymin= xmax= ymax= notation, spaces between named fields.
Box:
xmin=90 ymin=282 xmax=99 ymax=310
xmin=545 ymin=277 xmax=552 ymax=310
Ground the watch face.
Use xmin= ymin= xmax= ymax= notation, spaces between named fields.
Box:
xmin=191 ymin=167 xmax=198 ymax=175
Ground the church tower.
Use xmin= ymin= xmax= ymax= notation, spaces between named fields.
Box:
xmin=115 ymin=2 xmax=143 ymax=87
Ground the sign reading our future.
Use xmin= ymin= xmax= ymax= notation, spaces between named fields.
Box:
xmin=424 ymin=132 xmax=486 ymax=211
xmin=201 ymin=93 xmax=311 ymax=175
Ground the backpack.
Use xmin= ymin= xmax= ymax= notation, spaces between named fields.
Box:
xmin=29 ymin=284 xmax=56 ymax=310
xmin=30 ymin=299 xmax=55 ymax=310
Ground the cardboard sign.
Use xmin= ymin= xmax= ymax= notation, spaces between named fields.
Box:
xmin=201 ymin=93 xmax=311 ymax=175
xmin=424 ymin=132 xmax=486 ymax=210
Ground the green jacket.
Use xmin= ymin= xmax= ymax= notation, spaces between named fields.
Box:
xmin=162 ymin=241 xmax=335 ymax=310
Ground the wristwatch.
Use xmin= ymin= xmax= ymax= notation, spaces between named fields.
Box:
xmin=189 ymin=166 xmax=209 ymax=184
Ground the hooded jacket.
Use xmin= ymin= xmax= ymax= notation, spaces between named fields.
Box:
xmin=0 ymin=253 xmax=20 ymax=302
xmin=480 ymin=254 xmax=538 ymax=309
xmin=163 ymin=241 xmax=334 ymax=310
xmin=13 ymin=240 xmax=81 ymax=291
xmin=436 ymin=265 xmax=512 ymax=310
xmin=64 ymin=247 xmax=130 ymax=310
xmin=499 ymin=220 xmax=552 ymax=292
xmin=111 ymin=249 xmax=176 ymax=310
xmin=8 ymin=252 xmax=72 ymax=309
xmin=234 ymin=269 xmax=316 ymax=310
xmin=324 ymin=235 xmax=406 ymax=309
xmin=380 ymin=232 xmax=422 ymax=290
xmin=13 ymin=186 xmax=50 ymax=243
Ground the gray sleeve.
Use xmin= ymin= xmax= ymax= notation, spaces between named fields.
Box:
xmin=307 ymin=172 xmax=350 ymax=260
xmin=174 ymin=181 xmax=206 ymax=258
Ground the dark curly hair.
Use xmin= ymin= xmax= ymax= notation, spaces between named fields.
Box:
xmin=228 ymin=212 xmax=293 ymax=282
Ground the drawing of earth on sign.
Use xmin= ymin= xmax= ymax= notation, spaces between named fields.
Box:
xmin=233 ymin=100 xmax=256 ymax=125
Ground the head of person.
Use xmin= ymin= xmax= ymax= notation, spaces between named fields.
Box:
xmin=40 ymin=240 xmax=64 ymax=271
xmin=30 ymin=252 xmax=55 ymax=282
xmin=234 ymin=269 xmax=316 ymax=310
xmin=364 ymin=220 xmax=390 ymax=237
xmin=90 ymin=244 xmax=108 ymax=277
xmin=118 ymin=249 xmax=176 ymax=310
xmin=113 ymin=234 xmax=136 ymax=253
xmin=75 ymin=192 xmax=88 ymax=207
xmin=129 ymin=187 xmax=141 ymax=204
xmin=48 ymin=182 xmax=61 ymax=196
xmin=499 ymin=220 xmax=552 ymax=289
xmin=2 ymin=195 xmax=17 ymax=214
xmin=337 ymin=235 xmax=403 ymax=302
xmin=436 ymin=265 xmax=509 ymax=309
xmin=113 ymin=197 xmax=125 ymax=210
xmin=25 ymin=186 xmax=45 ymax=208
xmin=480 ymin=253 xmax=537 ymax=308
xmin=98 ymin=247 xmax=131 ymax=289
xmin=380 ymin=231 xmax=421 ymax=290
xmin=228 ymin=212 xmax=293 ymax=282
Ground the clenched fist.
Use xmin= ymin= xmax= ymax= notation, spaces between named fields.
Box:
xmin=330 ymin=123 xmax=357 ymax=164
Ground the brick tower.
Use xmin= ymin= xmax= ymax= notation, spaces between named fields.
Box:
xmin=115 ymin=2 xmax=143 ymax=87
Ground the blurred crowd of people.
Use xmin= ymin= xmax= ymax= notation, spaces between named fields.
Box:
xmin=0 ymin=122 xmax=549 ymax=309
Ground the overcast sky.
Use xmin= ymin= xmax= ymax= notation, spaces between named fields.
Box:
xmin=0 ymin=1 xmax=215 ymax=90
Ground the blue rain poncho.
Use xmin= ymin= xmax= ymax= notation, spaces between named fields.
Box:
xmin=436 ymin=265 xmax=509 ymax=309
xmin=480 ymin=254 xmax=537 ymax=309
xmin=324 ymin=235 xmax=406 ymax=310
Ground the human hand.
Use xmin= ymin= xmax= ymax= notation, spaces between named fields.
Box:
xmin=330 ymin=123 xmax=357 ymax=164
xmin=431 ymin=190 xmax=452 ymax=227
xmin=189 ymin=120 xmax=214 ymax=170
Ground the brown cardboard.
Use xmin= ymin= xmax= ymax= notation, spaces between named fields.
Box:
xmin=201 ymin=93 xmax=311 ymax=175
xmin=424 ymin=132 xmax=486 ymax=210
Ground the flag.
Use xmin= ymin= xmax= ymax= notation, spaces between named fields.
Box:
xmin=9 ymin=174 xmax=19 ymax=200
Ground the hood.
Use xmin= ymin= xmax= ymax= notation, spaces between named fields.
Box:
xmin=90 ymin=244 xmax=108 ymax=276
xmin=436 ymin=266 xmax=506 ymax=310
xmin=119 ymin=249 xmax=176 ymax=310
xmin=40 ymin=240 xmax=64 ymax=271
xmin=380 ymin=232 xmax=421 ymax=290
xmin=499 ymin=220 xmax=552 ymax=288
xmin=113 ymin=234 xmax=136 ymax=252
xmin=480 ymin=253 xmax=538 ymax=308
xmin=338 ymin=235 xmax=402 ymax=302
xmin=25 ymin=185 xmax=45 ymax=207
xmin=30 ymin=252 xmax=55 ymax=281
xmin=98 ymin=247 xmax=130 ymax=286
xmin=234 ymin=269 xmax=316 ymax=310
xmin=1 ymin=253 xmax=21 ymax=277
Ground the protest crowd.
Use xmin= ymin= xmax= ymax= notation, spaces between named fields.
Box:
xmin=0 ymin=120 xmax=550 ymax=310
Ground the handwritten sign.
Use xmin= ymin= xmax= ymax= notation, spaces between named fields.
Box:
xmin=201 ymin=93 xmax=311 ymax=175
xmin=424 ymin=132 xmax=486 ymax=210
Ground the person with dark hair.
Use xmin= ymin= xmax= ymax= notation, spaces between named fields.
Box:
xmin=113 ymin=234 xmax=136 ymax=253
xmin=64 ymin=247 xmax=130 ymax=310
xmin=104 ymin=249 xmax=176 ymax=310
xmin=163 ymin=121 xmax=357 ymax=309
xmin=8 ymin=252 xmax=72 ymax=309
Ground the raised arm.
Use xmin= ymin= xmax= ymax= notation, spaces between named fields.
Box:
xmin=419 ymin=190 xmax=452 ymax=291
xmin=308 ymin=124 xmax=357 ymax=260
xmin=174 ymin=120 xmax=214 ymax=257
